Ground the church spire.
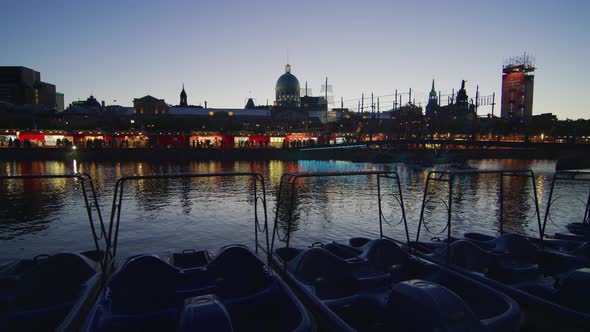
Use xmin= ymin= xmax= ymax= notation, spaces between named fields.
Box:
xmin=180 ymin=83 xmax=187 ymax=106
xmin=429 ymin=79 xmax=437 ymax=99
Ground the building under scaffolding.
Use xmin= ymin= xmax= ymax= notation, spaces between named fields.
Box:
xmin=501 ymin=54 xmax=535 ymax=122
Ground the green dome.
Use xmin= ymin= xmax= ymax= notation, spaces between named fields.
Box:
xmin=276 ymin=72 xmax=300 ymax=92
xmin=275 ymin=64 xmax=300 ymax=107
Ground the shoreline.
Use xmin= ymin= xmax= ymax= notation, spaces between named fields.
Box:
xmin=0 ymin=146 xmax=583 ymax=163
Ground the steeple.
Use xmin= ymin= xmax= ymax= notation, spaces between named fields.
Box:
xmin=180 ymin=84 xmax=187 ymax=106
xmin=429 ymin=79 xmax=437 ymax=99
xmin=456 ymin=80 xmax=468 ymax=106
xmin=425 ymin=79 xmax=439 ymax=117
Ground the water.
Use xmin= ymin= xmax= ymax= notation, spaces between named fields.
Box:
xmin=0 ymin=159 xmax=587 ymax=264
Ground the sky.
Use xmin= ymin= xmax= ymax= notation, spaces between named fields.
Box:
xmin=1 ymin=0 xmax=589 ymax=119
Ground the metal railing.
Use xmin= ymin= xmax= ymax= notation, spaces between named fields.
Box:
xmin=0 ymin=173 xmax=108 ymax=271
xmin=415 ymin=169 xmax=541 ymax=245
xmin=270 ymin=170 xmax=409 ymax=260
xmin=542 ymin=171 xmax=590 ymax=237
xmin=106 ymin=172 xmax=269 ymax=264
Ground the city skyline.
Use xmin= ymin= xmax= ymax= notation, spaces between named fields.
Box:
xmin=2 ymin=0 xmax=588 ymax=119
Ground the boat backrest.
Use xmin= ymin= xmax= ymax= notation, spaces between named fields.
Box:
xmin=322 ymin=242 xmax=362 ymax=260
xmin=434 ymin=240 xmax=492 ymax=273
xmin=207 ymin=245 xmax=269 ymax=294
xmin=361 ymin=239 xmax=408 ymax=271
xmin=386 ymin=279 xmax=483 ymax=331
xmin=109 ymin=255 xmax=179 ymax=312
xmin=288 ymin=247 xmax=359 ymax=299
xmin=289 ymin=248 xmax=353 ymax=283
xmin=494 ymin=233 xmax=537 ymax=262
xmin=555 ymin=268 xmax=590 ymax=313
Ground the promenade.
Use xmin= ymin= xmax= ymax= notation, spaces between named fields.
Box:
xmin=0 ymin=143 xmax=586 ymax=163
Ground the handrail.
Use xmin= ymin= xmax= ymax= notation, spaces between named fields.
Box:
xmin=105 ymin=172 xmax=269 ymax=265
xmin=542 ymin=171 xmax=590 ymax=237
xmin=270 ymin=170 xmax=408 ymax=267
xmin=415 ymin=169 xmax=541 ymax=250
xmin=0 ymin=173 xmax=108 ymax=272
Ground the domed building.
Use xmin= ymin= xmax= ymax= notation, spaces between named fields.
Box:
xmin=275 ymin=64 xmax=300 ymax=108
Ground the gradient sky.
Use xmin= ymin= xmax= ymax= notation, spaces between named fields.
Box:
xmin=2 ymin=0 xmax=588 ymax=119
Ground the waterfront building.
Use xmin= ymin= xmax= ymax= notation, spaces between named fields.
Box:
xmin=133 ymin=95 xmax=169 ymax=115
xmin=275 ymin=64 xmax=300 ymax=108
xmin=428 ymin=80 xmax=475 ymax=119
xmin=66 ymin=95 xmax=103 ymax=114
xmin=56 ymin=92 xmax=64 ymax=112
xmin=423 ymin=79 xmax=477 ymax=135
xmin=0 ymin=66 xmax=56 ymax=111
xmin=301 ymin=95 xmax=327 ymax=113
xmin=501 ymin=54 xmax=535 ymax=122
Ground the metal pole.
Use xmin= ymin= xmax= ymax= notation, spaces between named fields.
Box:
xmin=491 ymin=92 xmax=496 ymax=117
xmin=475 ymin=85 xmax=479 ymax=114
xmin=529 ymin=170 xmax=542 ymax=240
xmin=416 ymin=172 xmax=432 ymax=242
xmin=371 ymin=93 xmax=374 ymax=119
xmin=361 ymin=93 xmax=364 ymax=116
xmin=445 ymin=173 xmax=455 ymax=265
xmin=377 ymin=175 xmax=383 ymax=238
xmin=395 ymin=174 xmax=411 ymax=245
xmin=584 ymin=184 xmax=590 ymax=224
xmin=499 ymin=173 xmax=504 ymax=234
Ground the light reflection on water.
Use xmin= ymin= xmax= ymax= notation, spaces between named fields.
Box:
xmin=0 ymin=159 xmax=586 ymax=263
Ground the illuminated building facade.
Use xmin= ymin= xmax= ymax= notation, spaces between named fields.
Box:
xmin=501 ymin=54 xmax=535 ymax=122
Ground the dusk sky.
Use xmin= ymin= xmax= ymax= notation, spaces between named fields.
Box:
xmin=2 ymin=0 xmax=588 ymax=119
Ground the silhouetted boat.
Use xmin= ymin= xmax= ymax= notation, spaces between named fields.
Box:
xmin=270 ymin=171 xmax=523 ymax=332
xmin=412 ymin=169 xmax=590 ymax=331
xmin=82 ymin=172 xmax=312 ymax=332
xmin=0 ymin=174 xmax=107 ymax=332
